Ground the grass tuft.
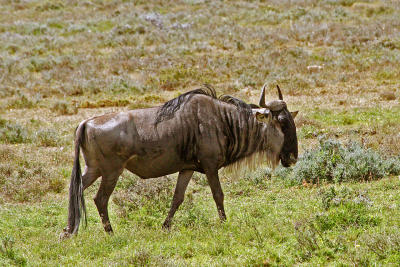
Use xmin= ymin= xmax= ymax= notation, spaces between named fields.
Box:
xmin=50 ymin=101 xmax=78 ymax=115
xmin=0 ymin=235 xmax=27 ymax=266
xmin=295 ymin=185 xmax=380 ymax=260
xmin=6 ymin=94 xmax=37 ymax=109
xmin=36 ymin=128 xmax=61 ymax=147
xmin=0 ymin=119 xmax=30 ymax=144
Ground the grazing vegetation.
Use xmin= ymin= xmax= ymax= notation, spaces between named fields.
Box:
xmin=275 ymin=137 xmax=400 ymax=184
xmin=0 ymin=0 xmax=399 ymax=265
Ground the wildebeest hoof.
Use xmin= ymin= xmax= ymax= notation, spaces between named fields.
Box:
xmin=162 ymin=222 xmax=171 ymax=231
xmin=103 ymin=222 xmax=114 ymax=233
xmin=59 ymin=227 xmax=72 ymax=240
xmin=104 ymin=228 xmax=114 ymax=234
xmin=218 ymin=211 xmax=227 ymax=222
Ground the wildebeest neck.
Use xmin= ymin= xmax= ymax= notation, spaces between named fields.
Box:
xmin=221 ymin=109 xmax=283 ymax=170
xmin=166 ymin=94 xmax=284 ymax=170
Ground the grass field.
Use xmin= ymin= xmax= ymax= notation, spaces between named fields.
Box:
xmin=1 ymin=0 xmax=400 ymax=265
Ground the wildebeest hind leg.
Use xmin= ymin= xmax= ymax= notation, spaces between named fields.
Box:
xmin=82 ymin=167 xmax=101 ymax=190
xmin=204 ymin=169 xmax=226 ymax=221
xmin=94 ymin=169 xmax=122 ymax=233
xmin=162 ymin=170 xmax=194 ymax=229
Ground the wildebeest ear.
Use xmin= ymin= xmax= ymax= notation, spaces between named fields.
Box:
xmin=255 ymin=111 xmax=272 ymax=124
xmin=291 ymin=111 xmax=299 ymax=119
xmin=255 ymin=112 xmax=265 ymax=122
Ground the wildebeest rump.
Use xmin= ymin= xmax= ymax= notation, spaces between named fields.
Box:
xmin=64 ymin=84 xmax=298 ymax=236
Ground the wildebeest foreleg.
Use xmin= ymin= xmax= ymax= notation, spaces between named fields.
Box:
xmin=162 ymin=170 xmax=194 ymax=229
xmin=94 ymin=169 xmax=122 ymax=233
xmin=205 ymin=169 xmax=226 ymax=221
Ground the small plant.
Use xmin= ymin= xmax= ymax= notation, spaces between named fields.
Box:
xmin=315 ymin=189 xmax=379 ymax=232
xmin=361 ymin=231 xmax=400 ymax=260
xmin=128 ymin=248 xmax=152 ymax=266
xmin=6 ymin=94 xmax=37 ymax=109
xmin=320 ymin=186 xmax=372 ymax=211
xmin=0 ymin=119 xmax=30 ymax=144
xmin=247 ymin=168 xmax=272 ymax=185
xmin=295 ymin=186 xmax=379 ymax=260
xmin=48 ymin=176 xmax=65 ymax=193
xmin=113 ymin=174 xmax=175 ymax=213
xmin=294 ymin=219 xmax=325 ymax=260
xmin=0 ymin=235 xmax=27 ymax=266
xmin=50 ymin=101 xmax=77 ymax=115
xmin=35 ymin=129 xmax=61 ymax=147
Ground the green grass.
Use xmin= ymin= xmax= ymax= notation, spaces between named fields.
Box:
xmin=1 ymin=175 xmax=400 ymax=266
xmin=310 ymin=107 xmax=400 ymax=127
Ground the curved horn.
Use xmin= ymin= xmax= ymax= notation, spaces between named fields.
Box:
xmin=259 ymin=83 xmax=267 ymax=107
xmin=276 ymin=85 xmax=283 ymax=100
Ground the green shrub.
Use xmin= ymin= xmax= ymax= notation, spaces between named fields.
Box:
xmin=383 ymin=156 xmax=400 ymax=176
xmin=35 ymin=129 xmax=61 ymax=147
xmin=0 ymin=119 xmax=30 ymax=144
xmin=278 ymin=138 xmax=400 ymax=184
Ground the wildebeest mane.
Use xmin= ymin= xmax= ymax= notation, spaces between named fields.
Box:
xmin=218 ymin=95 xmax=253 ymax=116
xmin=155 ymin=84 xmax=217 ymax=124
xmin=156 ymin=84 xmax=253 ymax=123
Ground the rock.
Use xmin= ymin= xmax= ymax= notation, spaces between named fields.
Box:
xmin=307 ymin=65 xmax=324 ymax=72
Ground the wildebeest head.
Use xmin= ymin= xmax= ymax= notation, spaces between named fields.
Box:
xmin=257 ymin=84 xmax=298 ymax=167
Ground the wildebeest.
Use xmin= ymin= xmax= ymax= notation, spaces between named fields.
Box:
xmin=64 ymin=84 xmax=298 ymax=236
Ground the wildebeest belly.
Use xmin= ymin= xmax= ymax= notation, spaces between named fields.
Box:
xmin=124 ymin=152 xmax=195 ymax=178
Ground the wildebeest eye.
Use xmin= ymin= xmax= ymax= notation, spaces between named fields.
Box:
xmin=278 ymin=116 xmax=289 ymax=129
xmin=278 ymin=115 xmax=286 ymax=123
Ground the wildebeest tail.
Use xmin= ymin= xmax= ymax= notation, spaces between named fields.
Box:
xmin=67 ymin=121 xmax=87 ymax=234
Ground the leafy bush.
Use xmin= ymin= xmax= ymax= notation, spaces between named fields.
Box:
xmin=277 ymin=138 xmax=400 ymax=184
